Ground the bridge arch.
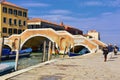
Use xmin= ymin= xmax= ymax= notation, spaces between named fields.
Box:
xmin=3 ymin=44 xmax=12 ymax=50
xmin=21 ymin=34 xmax=58 ymax=52
xmin=70 ymin=44 xmax=92 ymax=53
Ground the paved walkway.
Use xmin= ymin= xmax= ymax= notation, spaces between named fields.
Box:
xmin=1 ymin=50 xmax=120 ymax=80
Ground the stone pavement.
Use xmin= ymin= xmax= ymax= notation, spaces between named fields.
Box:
xmin=1 ymin=50 xmax=120 ymax=80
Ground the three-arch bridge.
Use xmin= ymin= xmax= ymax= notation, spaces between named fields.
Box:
xmin=3 ymin=28 xmax=106 ymax=54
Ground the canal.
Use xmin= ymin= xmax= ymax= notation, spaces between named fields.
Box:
xmin=2 ymin=52 xmax=63 ymax=70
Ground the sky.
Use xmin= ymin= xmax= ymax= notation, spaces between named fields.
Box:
xmin=7 ymin=0 xmax=120 ymax=45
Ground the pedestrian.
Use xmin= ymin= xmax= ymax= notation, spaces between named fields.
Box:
xmin=113 ymin=45 xmax=119 ymax=55
xmin=108 ymin=44 xmax=113 ymax=52
xmin=102 ymin=46 xmax=109 ymax=62
xmin=107 ymin=44 xmax=113 ymax=58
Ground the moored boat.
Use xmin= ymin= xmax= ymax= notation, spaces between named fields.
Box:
xmin=2 ymin=48 xmax=32 ymax=60
xmin=0 ymin=62 xmax=15 ymax=76
xmin=68 ymin=48 xmax=90 ymax=57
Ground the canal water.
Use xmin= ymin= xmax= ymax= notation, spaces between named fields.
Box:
xmin=2 ymin=52 xmax=63 ymax=70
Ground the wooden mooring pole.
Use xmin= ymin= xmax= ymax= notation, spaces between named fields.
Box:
xmin=63 ymin=46 xmax=67 ymax=58
xmin=0 ymin=38 xmax=3 ymax=62
xmin=73 ymin=43 xmax=75 ymax=53
xmin=52 ymin=42 xmax=55 ymax=54
xmin=48 ymin=41 xmax=51 ymax=61
xmin=15 ymin=38 xmax=21 ymax=71
xmin=42 ymin=41 xmax=46 ymax=62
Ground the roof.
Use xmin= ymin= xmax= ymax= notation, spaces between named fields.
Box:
xmin=28 ymin=18 xmax=63 ymax=27
xmin=28 ymin=18 xmax=83 ymax=32
xmin=65 ymin=25 xmax=82 ymax=32
xmin=88 ymin=30 xmax=97 ymax=33
xmin=1 ymin=1 xmax=27 ymax=10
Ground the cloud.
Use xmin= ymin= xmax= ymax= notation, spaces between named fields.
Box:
xmin=80 ymin=0 xmax=120 ymax=7
xmin=109 ymin=0 xmax=120 ymax=7
xmin=30 ymin=14 xmax=77 ymax=23
xmin=30 ymin=10 xmax=120 ymax=31
xmin=21 ymin=3 xmax=50 ymax=7
xmin=81 ymin=1 xmax=103 ymax=6
xmin=29 ymin=10 xmax=120 ymax=44
xmin=49 ymin=10 xmax=71 ymax=15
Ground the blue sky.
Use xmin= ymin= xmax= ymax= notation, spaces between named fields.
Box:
xmin=7 ymin=0 xmax=120 ymax=45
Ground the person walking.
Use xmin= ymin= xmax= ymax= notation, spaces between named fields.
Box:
xmin=113 ymin=45 xmax=119 ymax=55
xmin=102 ymin=46 xmax=109 ymax=62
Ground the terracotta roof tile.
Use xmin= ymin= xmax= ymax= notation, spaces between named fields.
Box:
xmin=65 ymin=25 xmax=82 ymax=31
xmin=1 ymin=1 xmax=27 ymax=10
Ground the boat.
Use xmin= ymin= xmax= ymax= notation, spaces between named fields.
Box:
xmin=2 ymin=48 xmax=32 ymax=60
xmin=0 ymin=62 xmax=15 ymax=76
xmin=68 ymin=52 xmax=81 ymax=57
xmin=68 ymin=48 xmax=90 ymax=57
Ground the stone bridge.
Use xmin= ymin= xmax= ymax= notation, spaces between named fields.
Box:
xmin=3 ymin=28 xmax=103 ymax=53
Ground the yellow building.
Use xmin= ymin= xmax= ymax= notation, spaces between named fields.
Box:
xmin=0 ymin=1 xmax=28 ymax=37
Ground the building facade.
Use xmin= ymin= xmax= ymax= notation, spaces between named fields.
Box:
xmin=87 ymin=30 xmax=100 ymax=40
xmin=28 ymin=18 xmax=83 ymax=35
xmin=27 ymin=18 xmax=65 ymax=31
xmin=0 ymin=1 xmax=28 ymax=37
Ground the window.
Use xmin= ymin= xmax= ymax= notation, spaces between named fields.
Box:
xmin=23 ymin=12 xmax=27 ymax=17
xmin=14 ymin=9 xmax=17 ymax=15
xmin=28 ymin=25 xmax=32 ymax=29
xmin=18 ymin=29 xmax=22 ymax=34
xmin=14 ymin=19 xmax=17 ymax=25
xmin=23 ymin=21 xmax=26 ymax=26
xmin=13 ymin=29 xmax=17 ymax=34
xmin=8 ymin=28 xmax=12 ymax=34
xmin=3 ymin=7 xmax=7 ymax=13
xmin=3 ymin=17 xmax=7 ymax=23
xmin=19 ymin=20 xmax=22 ymax=26
xmin=2 ymin=28 xmax=7 ymax=33
xmin=9 ymin=18 xmax=12 ymax=25
xmin=18 ymin=11 xmax=22 ymax=16
xmin=8 ymin=8 xmax=13 ymax=14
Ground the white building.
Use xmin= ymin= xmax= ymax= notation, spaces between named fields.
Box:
xmin=87 ymin=30 xmax=100 ymax=40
